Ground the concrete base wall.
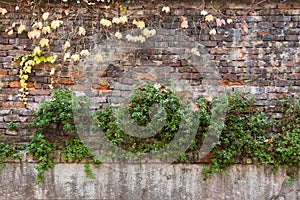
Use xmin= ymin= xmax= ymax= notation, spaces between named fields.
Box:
xmin=0 ymin=163 xmax=299 ymax=199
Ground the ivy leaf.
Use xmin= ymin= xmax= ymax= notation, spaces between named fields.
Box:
xmin=40 ymin=38 xmax=49 ymax=47
xmin=100 ymin=18 xmax=112 ymax=27
xmin=50 ymin=20 xmax=63 ymax=29
xmin=114 ymin=32 xmax=122 ymax=39
xmin=205 ymin=14 xmax=214 ymax=22
xmin=216 ymin=18 xmax=226 ymax=27
xmin=18 ymin=24 xmax=26 ymax=34
xmin=7 ymin=29 xmax=13 ymax=36
xmin=42 ymin=26 xmax=51 ymax=34
xmin=28 ymin=30 xmax=41 ymax=39
xmin=227 ymin=19 xmax=233 ymax=24
xmin=162 ymin=6 xmax=170 ymax=13
xmin=181 ymin=17 xmax=188 ymax=29
xmin=191 ymin=48 xmax=200 ymax=56
xmin=242 ymin=24 xmax=249 ymax=34
xmin=78 ymin=27 xmax=86 ymax=36
xmin=133 ymin=19 xmax=145 ymax=30
xmin=50 ymin=68 xmax=55 ymax=76
xmin=33 ymin=46 xmax=42 ymax=56
xmin=201 ymin=10 xmax=208 ymax=16
xmin=93 ymin=54 xmax=104 ymax=63
xmin=0 ymin=8 xmax=8 ymax=15
xmin=70 ymin=54 xmax=80 ymax=62
xmin=63 ymin=53 xmax=70 ymax=61
xmin=42 ymin=12 xmax=50 ymax=21
xmin=32 ymin=22 xmax=43 ymax=30
xmin=209 ymin=28 xmax=217 ymax=35
xmin=63 ymin=41 xmax=71 ymax=51
xmin=80 ymin=49 xmax=90 ymax=57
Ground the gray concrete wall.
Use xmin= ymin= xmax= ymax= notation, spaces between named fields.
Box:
xmin=0 ymin=163 xmax=299 ymax=199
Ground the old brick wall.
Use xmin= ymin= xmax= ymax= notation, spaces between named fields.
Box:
xmin=0 ymin=0 xmax=299 ymax=144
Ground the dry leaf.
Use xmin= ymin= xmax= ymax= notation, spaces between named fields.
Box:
xmin=80 ymin=49 xmax=90 ymax=57
xmin=133 ymin=19 xmax=145 ymax=30
xmin=162 ymin=6 xmax=170 ymax=13
xmin=40 ymin=38 xmax=49 ymax=47
xmin=18 ymin=24 xmax=26 ymax=34
xmin=227 ymin=19 xmax=233 ymax=24
xmin=42 ymin=26 xmax=51 ymax=34
xmin=63 ymin=41 xmax=71 ymax=50
xmin=33 ymin=46 xmax=42 ymax=56
xmin=201 ymin=10 xmax=208 ymax=16
xmin=64 ymin=52 xmax=70 ymax=61
xmin=242 ymin=24 xmax=249 ymax=34
xmin=7 ymin=29 xmax=13 ymax=35
xmin=0 ymin=8 xmax=8 ymax=15
xmin=50 ymin=67 xmax=55 ymax=75
xmin=93 ymin=54 xmax=104 ymax=63
xmin=205 ymin=14 xmax=214 ymax=22
xmin=115 ymin=31 xmax=122 ymax=39
xmin=28 ymin=30 xmax=41 ymax=39
xmin=100 ymin=18 xmax=112 ymax=27
xmin=50 ymin=20 xmax=63 ymax=29
xmin=70 ymin=54 xmax=80 ymax=61
xmin=191 ymin=48 xmax=200 ymax=56
xmin=209 ymin=28 xmax=217 ymax=35
xmin=42 ymin=12 xmax=50 ymax=21
xmin=32 ymin=22 xmax=43 ymax=29
xmin=78 ymin=27 xmax=86 ymax=36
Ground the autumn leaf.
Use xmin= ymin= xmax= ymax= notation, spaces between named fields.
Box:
xmin=205 ymin=14 xmax=214 ymax=22
xmin=100 ymin=18 xmax=112 ymax=27
xmin=93 ymin=54 xmax=104 ymax=63
xmin=50 ymin=68 xmax=55 ymax=76
xmin=63 ymin=41 xmax=71 ymax=51
xmin=42 ymin=26 xmax=51 ymax=34
xmin=162 ymin=6 xmax=170 ymax=13
xmin=209 ymin=28 xmax=217 ymax=35
xmin=138 ymin=35 xmax=146 ymax=43
xmin=216 ymin=18 xmax=226 ymax=26
xmin=115 ymin=31 xmax=122 ymax=39
xmin=63 ymin=53 xmax=70 ymax=61
xmin=33 ymin=46 xmax=42 ymax=56
xmin=204 ymin=96 xmax=213 ymax=102
xmin=40 ymin=38 xmax=49 ymax=47
xmin=191 ymin=48 xmax=200 ymax=56
xmin=70 ymin=54 xmax=80 ymax=61
xmin=119 ymin=16 xmax=128 ymax=24
xmin=0 ymin=8 xmax=8 ymax=15
xmin=227 ymin=19 xmax=233 ymax=24
xmin=32 ymin=22 xmax=43 ymax=29
xmin=242 ymin=24 xmax=249 ymax=34
xmin=50 ymin=20 xmax=63 ymax=29
xmin=112 ymin=17 xmax=121 ymax=24
xmin=28 ymin=30 xmax=41 ymax=39
xmin=133 ymin=19 xmax=145 ymax=30
xmin=201 ymin=10 xmax=208 ymax=16
xmin=7 ymin=29 xmax=13 ymax=36
xmin=78 ymin=27 xmax=86 ymax=36
xmin=80 ymin=49 xmax=90 ymax=57
xmin=18 ymin=24 xmax=26 ymax=34
xmin=42 ymin=12 xmax=50 ymax=21
xmin=181 ymin=17 xmax=188 ymax=29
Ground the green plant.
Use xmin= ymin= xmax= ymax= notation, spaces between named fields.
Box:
xmin=61 ymin=137 xmax=101 ymax=178
xmin=8 ymin=122 xmax=18 ymax=131
xmin=26 ymin=133 xmax=56 ymax=185
xmin=31 ymin=89 xmax=75 ymax=133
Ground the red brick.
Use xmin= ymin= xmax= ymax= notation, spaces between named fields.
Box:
xmin=29 ymin=89 xmax=50 ymax=95
xmin=92 ymin=84 xmax=110 ymax=90
xmin=53 ymin=78 xmax=74 ymax=85
xmin=218 ymin=80 xmax=244 ymax=86
xmin=0 ymin=69 xmax=7 ymax=75
xmin=2 ymin=101 xmax=25 ymax=108
xmin=9 ymin=81 xmax=21 ymax=88
xmin=140 ymin=73 xmax=155 ymax=80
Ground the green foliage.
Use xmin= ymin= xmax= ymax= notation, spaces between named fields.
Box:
xmin=96 ymin=82 xmax=183 ymax=155
xmin=31 ymin=89 xmax=75 ymax=133
xmin=8 ymin=122 xmax=18 ymax=131
xmin=26 ymin=133 xmax=56 ymax=184
xmin=0 ymin=143 xmax=14 ymax=168
xmin=61 ymin=137 xmax=101 ymax=178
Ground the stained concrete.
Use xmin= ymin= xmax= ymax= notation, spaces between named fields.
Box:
xmin=0 ymin=163 xmax=299 ymax=199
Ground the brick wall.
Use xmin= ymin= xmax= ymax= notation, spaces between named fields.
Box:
xmin=0 ymin=0 xmax=299 ymax=144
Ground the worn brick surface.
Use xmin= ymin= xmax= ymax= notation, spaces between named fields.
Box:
xmin=0 ymin=1 xmax=299 ymax=143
